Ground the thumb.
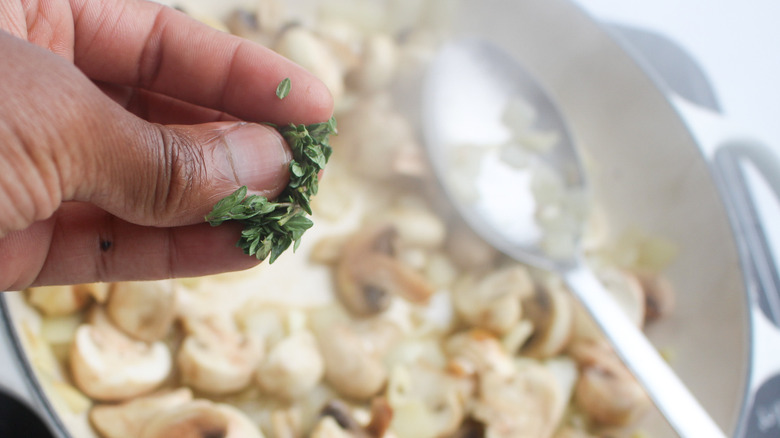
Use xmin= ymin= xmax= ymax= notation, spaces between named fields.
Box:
xmin=79 ymin=120 xmax=292 ymax=227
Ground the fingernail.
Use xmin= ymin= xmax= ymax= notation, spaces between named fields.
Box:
xmin=220 ymin=124 xmax=290 ymax=193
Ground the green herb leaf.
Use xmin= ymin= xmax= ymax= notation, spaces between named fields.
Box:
xmin=276 ymin=78 xmax=292 ymax=100
xmin=205 ymin=115 xmax=337 ymax=263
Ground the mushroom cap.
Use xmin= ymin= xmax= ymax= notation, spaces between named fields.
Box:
xmin=89 ymin=388 xmax=193 ymax=438
xmin=472 ymin=362 xmax=564 ymax=438
xmin=177 ymin=316 xmax=263 ymax=395
xmin=317 ymin=323 xmax=388 ymax=400
xmin=336 ymin=224 xmax=434 ymax=316
xmin=139 ymin=400 xmax=264 ymax=438
xmin=521 ymin=278 xmax=574 ymax=358
xmin=106 ymin=280 xmax=178 ymax=342
xmin=256 ymin=331 xmax=325 ymax=400
xmin=453 ymin=265 xmax=533 ymax=335
xmin=69 ymin=322 xmax=172 ymax=402
xmin=26 ymin=285 xmax=90 ymax=316
xmin=570 ymin=341 xmax=650 ymax=426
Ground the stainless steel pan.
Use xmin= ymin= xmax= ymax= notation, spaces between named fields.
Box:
xmin=1 ymin=0 xmax=777 ymax=436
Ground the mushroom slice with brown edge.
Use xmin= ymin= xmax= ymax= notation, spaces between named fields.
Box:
xmin=26 ymin=285 xmax=91 ymax=316
xmin=452 ymin=265 xmax=534 ymax=335
xmin=89 ymin=388 xmax=193 ymax=438
xmin=177 ymin=314 xmax=263 ymax=395
xmin=387 ymin=364 xmax=469 ymax=437
xmin=106 ymin=280 xmax=177 ymax=342
xmin=445 ymin=329 xmax=515 ymax=378
xmin=255 ymin=330 xmax=325 ymax=401
xmin=569 ymin=340 xmax=650 ymax=427
xmin=471 ymin=361 xmax=565 ymax=438
xmin=634 ymin=270 xmax=675 ymax=324
xmin=69 ymin=308 xmax=172 ymax=402
xmin=335 ymin=224 xmax=435 ymax=316
xmin=316 ymin=321 xmax=397 ymax=400
xmin=139 ymin=399 xmax=265 ymax=438
xmin=520 ymin=276 xmax=574 ymax=359
xmin=315 ymin=398 xmax=393 ymax=438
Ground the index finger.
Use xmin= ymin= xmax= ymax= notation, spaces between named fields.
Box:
xmin=70 ymin=0 xmax=333 ymax=125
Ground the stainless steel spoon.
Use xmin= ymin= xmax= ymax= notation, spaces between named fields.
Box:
xmin=421 ymin=37 xmax=727 ymax=438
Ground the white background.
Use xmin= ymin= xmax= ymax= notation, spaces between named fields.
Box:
xmin=571 ymin=0 xmax=780 ymax=150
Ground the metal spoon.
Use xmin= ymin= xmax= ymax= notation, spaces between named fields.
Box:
xmin=421 ymin=38 xmax=727 ymax=438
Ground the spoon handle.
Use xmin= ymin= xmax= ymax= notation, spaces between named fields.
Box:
xmin=565 ymin=265 xmax=728 ymax=438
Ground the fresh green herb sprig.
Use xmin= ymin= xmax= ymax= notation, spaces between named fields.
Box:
xmin=206 ymin=116 xmax=337 ymax=263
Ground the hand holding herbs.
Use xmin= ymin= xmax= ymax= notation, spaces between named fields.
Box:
xmin=205 ymin=116 xmax=337 ymax=263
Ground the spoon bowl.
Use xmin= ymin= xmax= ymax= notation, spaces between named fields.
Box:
xmin=422 ymin=38 xmax=726 ymax=438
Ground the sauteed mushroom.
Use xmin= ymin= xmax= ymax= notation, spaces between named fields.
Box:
xmin=89 ymin=388 xmax=193 ymax=438
xmin=317 ymin=321 xmax=398 ymax=400
xmin=139 ymin=400 xmax=264 ymax=438
xmin=256 ymin=330 xmax=325 ymax=401
xmin=315 ymin=398 xmax=394 ymax=438
xmin=520 ymin=277 xmax=574 ymax=358
xmin=387 ymin=364 xmax=469 ymax=437
xmin=335 ymin=224 xmax=434 ymax=316
xmin=445 ymin=329 xmax=515 ymax=378
xmin=177 ymin=314 xmax=263 ymax=395
xmin=26 ymin=285 xmax=91 ymax=316
xmin=570 ymin=340 xmax=650 ymax=427
xmin=70 ymin=309 xmax=171 ymax=402
xmin=453 ymin=265 xmax=534 ymax=335
xmin=635 ymin=271 xmax=675 ymax=324
xmin=471 ymin=362 xmax=565 ymax=438
xmin=106 ymin=281 xmax=177 ymax=342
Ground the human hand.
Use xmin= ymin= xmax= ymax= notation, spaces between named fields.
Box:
xmin=0 ymin=0 xmax=334 ymax=291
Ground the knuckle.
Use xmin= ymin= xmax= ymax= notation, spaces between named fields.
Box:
xmin=150 ymin=124 xmax=207 ymax=220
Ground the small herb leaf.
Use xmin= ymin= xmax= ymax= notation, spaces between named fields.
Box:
xmin=276 ymin=78 xmax=292 ymax=100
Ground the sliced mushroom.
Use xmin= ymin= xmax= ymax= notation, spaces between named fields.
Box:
xmin=387 ymin=365 xmax=468 ymax=438
xmin=335 ymin=224 xmax=435 ymax=316
xmin=69 ymin=309 xmax=172 ymax=402
xmin=106 ymin=280 xmax=177 ymax=342
xmin=139 ymin=400 xmax=264 ymax=438
xmin=89 ymin=388 xmax=193 ymax=438
xmin=520 ymin=277 xmax=574 ymax=359
xmin=445 ymin=329 xmax=515 ymax=378
xmin=177 ymin=314 xmax=263 ymax=395
xmin=316 ymin=321 xmax=395 ymax=400
xmin=569 ymin=340 xmax=650 ymax=427
xmin=26 ymin=285 xmax=91 ymax=316
xmin=317 ymin=398 xmax=393 ymax=438
xmin=256 ymin=330 xmax=325 ymax=401
xmin=634 ymin=271 xmax=675 ymax=324
xmin=453 ymin=265 xmax=534 ymax=335
xmin=471 ymin=362 xmax=565 ymax=438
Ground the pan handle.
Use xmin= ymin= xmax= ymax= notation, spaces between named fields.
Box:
xmin=711 ymin=140 xmax=780 ymax=438
xmin=672 ymin=97 xmax=780 ymax=438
